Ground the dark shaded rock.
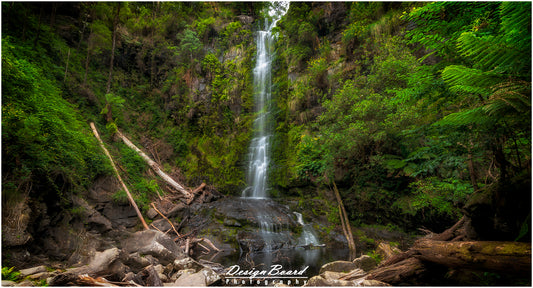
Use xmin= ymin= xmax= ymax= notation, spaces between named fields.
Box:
xmin=124 ymin=252 xmax=153 ymax=272
xmin=147 ymin=208 xmax=159 ymax=220
xmin=210 ymin=198 xmax=297 ymax=229
xmin=102 ymin=203 xmax=138 ymax=228
xmin=237 ymin=230 xmax=295 ymax=252
xmin=164 ymin=202 xmax=188 ymax=219
xmin=122 ymin=230 xmax=184 ymax=265
xmin=138 ymin=265 xmax=163 ymax=286
xmin=151 ymin=219 xmax=172 ymax=232
xmin=122 ymin=272 xmax=144 ymax=285
xmin=49 ymin=272 xmax=78 ymax=286
xmin=72 ymin=196 xmax=112 ymax=233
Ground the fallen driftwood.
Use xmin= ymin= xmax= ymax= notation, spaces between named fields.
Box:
xmin=367 ymin=239 xmax=531 ymax=285
xmin=90 ymin=123 xmax=149 ymax=230
xmin=116 ymin=129 xmax=193 ymax=199
xmin=413 ymin=239 xmax=531 ymax=274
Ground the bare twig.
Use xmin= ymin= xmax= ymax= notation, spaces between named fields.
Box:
xmin=150 ymin=203 xmax=180 ymax=237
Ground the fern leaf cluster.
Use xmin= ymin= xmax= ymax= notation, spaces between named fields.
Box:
xmin=438 ymin=1 xmax=531 ymax=128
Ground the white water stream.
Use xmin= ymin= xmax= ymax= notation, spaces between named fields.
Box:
xmin=242 ymin=2 xmax=289 ymax=199
xmin=241 ymin=2 xmax=320 ymax=251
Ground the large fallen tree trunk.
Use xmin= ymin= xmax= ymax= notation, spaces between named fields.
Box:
xmin=116 ymin=129 xmax=192 ymax=199
xmin=90 ymin=123 xmax=149 ymax=230
xmin=367 ymin=239 xmax=531 ymax=285
xmin=366 ymin=257 xmax=428 ymax=285
xmin=412 ymin=239 xmax=531 ymax=274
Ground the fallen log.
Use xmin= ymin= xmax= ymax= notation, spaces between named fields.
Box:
xmin=412 ymin=239 xmax=531 ymax=275
xmin=116 ymin=129 xmax=192 ymax=199
xmin=90 ymin=123 xmax=149 ymax=230
xmin=366 ymin=257 xmax=428 ymax=285
xmin=368 ymin=239 xmax=531 ymax=285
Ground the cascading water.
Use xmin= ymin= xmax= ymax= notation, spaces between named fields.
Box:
xmin=294 ymin=212 xmax=320 ymax=246
xmin=241 ymin=2 xmax=290 ymax=252
xmin=242 ymin=2 xmax=289 ymax=200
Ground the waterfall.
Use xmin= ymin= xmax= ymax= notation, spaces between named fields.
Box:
xmin=242 ymin=2 xmax=289 ymax=199
xmin=294 ymin=212 xmax=320 ymax=246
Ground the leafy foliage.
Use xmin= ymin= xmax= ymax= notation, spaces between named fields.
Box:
xmin=1 ymin=266 xmax=21 ymax=282
xmin=2 ymin=38 xmax=111 ymax=202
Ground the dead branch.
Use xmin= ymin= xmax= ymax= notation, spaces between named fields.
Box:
xmin=198 ymin=237 xmax=221 ymax=252
xmin=186 ymin=182 xmax=207 ymax=204
xmin=332 ymin=181 xmax=356 ymax=258
xmin=150 ymin=202 xmax=180 ymax=237
xmin=116 ymin=129 xmax=192 ymax=199
xmin=90 ymin=123 xmax=149 ymax=230
xmin=185 ymin=238 xmax=190 ymax=256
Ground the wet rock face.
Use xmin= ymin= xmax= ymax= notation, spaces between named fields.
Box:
xmin=209 ymin=197 xmax=298 ymax=231
xmin=203 ymin=197 xmax=301 ymax=252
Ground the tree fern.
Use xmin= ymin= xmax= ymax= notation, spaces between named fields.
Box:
xmin=439 ymin=1 xmax=530 ymax=128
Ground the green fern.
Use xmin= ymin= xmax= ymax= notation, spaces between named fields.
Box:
xmin=439 ymin=2 xmax=531 ymax=128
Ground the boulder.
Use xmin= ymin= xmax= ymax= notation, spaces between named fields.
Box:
xmin=151 ymin=219 xmax=172 ymax=232
xmin=68 ymin=247 xmax=120 ymax=275
xmin=173 ymin=257 xmax=203 ymax=271
xmin=357 ymin=279 xmax=391 ymax=286
xmin=171 ymin=269 xmax=195 ymax=282
xmin=71 ymin=196 xmax=112 ymax=233
xmin=353 ymin=255 xmax=377 ymax=272
xmin=124 ymin=252 xmax=153 ymax=272
xmin=147 ymin=208 xmax=159 ymax=220
xmin=123 ymin=230 xmax=184 ymax=265
xmin=319 ymin=261 xmax=358 ymax=274
xmin=1 ymin=280 xmax=16 ymax=287
xmin=102 ymin=204 xmax=138 ymax=228
xmin=199 ymin=267 xmax=221 ymax=286
xmin=174 ymin=270 xmax=206 ymax=286
xmin=304 ymin=275 xmax=355 ymax=286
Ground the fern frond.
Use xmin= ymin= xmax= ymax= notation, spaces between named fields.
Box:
xmin=457 ymin=33 xmax=526 ymax=73
xmin=442 ymin=65 xmax=499 ymax=97
xmin=500 ymin=1 xmax=532 ymax=49
xmin=434 ymin=107 xmax=491 ymax=127
xmin=484 ymin=80 xmax=531 ymax=116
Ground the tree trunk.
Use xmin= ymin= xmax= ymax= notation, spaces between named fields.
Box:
xmin=83 ymin=33 xmax=91 ymax=86
xmin=32 ymin=5 xmax=43 ymax=50
xmin=332 ymin=181 xmax=356 ymax=259
xmin=90 ymin=122 xmax=149 ymax=230
xmin=63 ymin=48 xmax=70 ymax=83
xmin=116 ymin=130 xmax=193 ymax=199
xmin=367 ymin=257 xmax=428 ymax=285
xmin=368 ymin=239 xmax=531 ymax=285
xmin=412 ymin=239 xmax=531 ymax=275
xmin=106 ymin=3 xmax=121 ymax=94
